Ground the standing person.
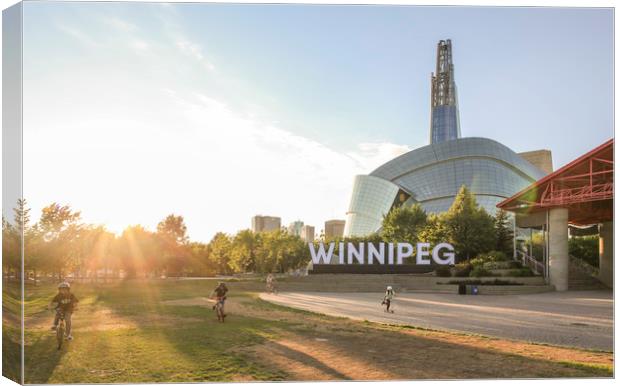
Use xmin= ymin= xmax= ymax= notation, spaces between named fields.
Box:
xmin=266 ymin=273 xmax=277 ymax=294
xmin=381 ymin=285 xmax=395 ymax=313
xmin=49 ymin=281 xmax=79 ymax=340
xmin=210 ymin=282 xmax=229 ymax=318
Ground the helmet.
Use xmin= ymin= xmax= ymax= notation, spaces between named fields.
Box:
xmin=386 ymin=286 xmax=393 ymax=291
xmin=58 ymin=282 xmax=70 ymax=289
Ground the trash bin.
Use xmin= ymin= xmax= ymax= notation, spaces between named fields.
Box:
xmin=458 ymin=284 xmax=466 ymax=295
xmin=471 ymin=285 xmax=479 ymax=295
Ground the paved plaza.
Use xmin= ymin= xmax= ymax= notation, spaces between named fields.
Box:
xmin=260 ymin=290 xmax=613 ymax=351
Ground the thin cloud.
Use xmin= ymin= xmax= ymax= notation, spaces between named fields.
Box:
xmin=102 ymin=16 xmax=138 ymax=33
xmin=56 ymin=23 xmax=98 ymax=47
xmin=176 ymin=40 xmax=216 ymax=71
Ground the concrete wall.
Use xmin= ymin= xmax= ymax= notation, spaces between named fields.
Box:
xmin=548 ymin=208 xmax=569 ymax=291
xmin=598 ymin=221 xmax=613 ymax=287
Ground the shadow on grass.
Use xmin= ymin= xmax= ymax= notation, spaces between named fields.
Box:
xmin=20 ymin=281 xmax=614 ymax=382
xmin=24 ymin=331 xmax=68 ymax=383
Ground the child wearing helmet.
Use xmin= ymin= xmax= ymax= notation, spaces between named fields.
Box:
xmin=210 ymin=282 xmax=229 ymax=318
xmin=50 ymin=281 xmax=79 ymax=340
xmin=381 ymin=285 xmax=395 ymax=313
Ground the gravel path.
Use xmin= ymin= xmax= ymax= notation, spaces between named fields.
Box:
xmin=260 ymin=291 xmax=613 ymax=351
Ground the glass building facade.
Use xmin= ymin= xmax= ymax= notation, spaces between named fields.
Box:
xmin=430 ymin=105 xmax=460 ymax=143
xmin=430 ymin=40 xmax=460 ymax=144
xmin=343 ymin=175 xmax=400 ymax=237
xmin=343 ymin=137 xmax=546 ymax=237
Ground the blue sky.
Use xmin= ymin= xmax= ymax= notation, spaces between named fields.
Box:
xmin=22 ymin=3 xmax=613 ymax=241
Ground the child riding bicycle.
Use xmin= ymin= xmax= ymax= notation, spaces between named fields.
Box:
xmin=210 ymin=282 xmax=229 ymax=318
xmin=49 ymin=281 xmax=79 ymax=340
xmin=381 ymin=285 xmax=395 ymax=313
xmin=266 ymin=273 xmax=277 ymax=294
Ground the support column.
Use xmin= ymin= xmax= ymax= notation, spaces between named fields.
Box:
xmin=598 ymin=221 xmax=613 ymax=288
xmin=548 ymin=208 xmax=569 ymax=291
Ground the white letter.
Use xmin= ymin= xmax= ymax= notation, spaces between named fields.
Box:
xmin=309 ymin=242 xmax=334 ymax=265
xmin=416 ymin=242 xmax=431 ymax=265
xmin=396 ymin=243 xmax=413 ymax=265
xmin=348 ymin=242 xmax=365 ymax=264
xmin=367 ymin=243 xmax=385 ymax=265
xmin=388 ymin=243 xmax=394 ymax=264
xmin=338 ymin=242 xmax=345 ymax=264
xmin=433 ymin=243 xmax=455 ymax=265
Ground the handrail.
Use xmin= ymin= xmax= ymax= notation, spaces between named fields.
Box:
xmin=516 ymin=250 xmax=544 ymax=276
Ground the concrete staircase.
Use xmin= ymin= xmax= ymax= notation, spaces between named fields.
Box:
xmin=256 ymin=274 xmax=552 ymax=294
xmin=568 ymin=256 xmax=608 ymax=290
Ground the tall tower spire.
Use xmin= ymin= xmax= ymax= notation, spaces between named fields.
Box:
xmin=430 ymin=39 xmax=461 ymax=144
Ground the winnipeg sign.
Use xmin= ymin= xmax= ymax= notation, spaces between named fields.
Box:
xmin=309 ymin=242 xmax=455 ymax=266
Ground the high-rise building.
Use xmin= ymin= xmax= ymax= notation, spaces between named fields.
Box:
xmin=251 ymin=215 xmax=281 ymax=233
xmin=430 ymin=39 xmax=460 ymax=144
xmin=287 ymin=220 xmax=304 ymax=236
xmin=300 ymin=225 xmax=315 ymax=242
xmin=324 ymin=219 xmax=345 ymax=239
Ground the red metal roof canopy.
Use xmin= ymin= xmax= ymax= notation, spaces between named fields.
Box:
xmin=497 ymin=139 xmax=614 ymax=226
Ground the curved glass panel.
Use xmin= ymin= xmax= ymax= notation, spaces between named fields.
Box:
xmin=343 ymin=175 xmax=399 ymax=237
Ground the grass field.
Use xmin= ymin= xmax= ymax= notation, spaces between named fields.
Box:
xmin=16 ymin=279 xmax=613 ymax=383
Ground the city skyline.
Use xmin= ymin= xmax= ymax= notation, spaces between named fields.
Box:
xmin=19 ymin=3 xmax=613 ymax=242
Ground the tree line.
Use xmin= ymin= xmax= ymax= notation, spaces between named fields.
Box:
xmin=2 ymin=199 xmax=310 ymax=283
xmin=3 ymin=186 xmax=512 ymax=282
xmin=333 ymin=186 xmax=514 ymax=262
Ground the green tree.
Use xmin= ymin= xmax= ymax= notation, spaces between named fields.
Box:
xmin=229 ymin=229 xmax=260 ymax=273
xmin=419 ymin=212 xmax=449 ymax=245
xmin=442 ymin=186 xmax=496 ymax=261
xmin=38 ymin=203 xmax=83 ymax=279
xmin=2 ymin=216 xmax=20 ymax=281
xmin=115 ymin=225 xmax=159 ymax=278
xmin=156 ymin=214 xmax=190 ymax=276
xmin=494 ymin=209 xmax=514 ymax=256
xmin=188 ymin=242 xmax=214 ymax=276
xmin=208 ymin=232 xmax=232 ymax=275
xmin=569 ymin=235 xmax=599 ymax=268
xmin=381 ymin=204 xmax=427 ymax=244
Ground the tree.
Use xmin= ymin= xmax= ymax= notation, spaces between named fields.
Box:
xmin=381 ymin=204 xmax=427 ymax=245
xmin=156 ymin=214 xmax=188 ymax=244
xmin=419 ymin=212 xmax=449 ymax=246
xmin=2 ymin=216 xmax=19 ymax=281
xmin=115 ymin=225 xmax=159 ymax=278
xmin=188 ymin=242 xmax=214 ymax=276
xmin=229 ymin=229 xmax=259 ymax=273
xmin=208 ymin=232 xmax=232 ymax=275
xmin=494 ymin=209 xmax=514 ymax=256
xmin=38 ymin=203 xmax=83 ymax=279
xmin=442 ymin=186 xmax=496 ymax=261
xmin=156 ymin=214 xmax=190 ymax=276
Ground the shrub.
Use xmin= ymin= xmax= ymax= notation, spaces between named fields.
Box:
xmin=508 ymin=260 xmax=522 ymax=269
xmin=469 ymin=266 xmax=492 ymax=277
xmin=476 ymin=250 xmax=508 ymax=262
xmin=452 ymin=262 xmax=472 ymax=277
xmin=483 ymin=261 xmax=511 ymax=270
xmin=434 ymin=266 xmax=452 ymax=277
xmin=444 ymin=279 xmax=523 ymax=286
xmin=505 ymin=268 xmax=534 ymax=277
xmin=569 ymin=235 xmax=599 ymax=268
xmin=469 ymin=257 xmax=486 ymax=268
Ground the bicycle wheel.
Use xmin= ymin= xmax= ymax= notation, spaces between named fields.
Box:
xmin=217 ymin=306 xmax=224 ymax=322
xmin=56 ymin=322 xmax=64 ymax=350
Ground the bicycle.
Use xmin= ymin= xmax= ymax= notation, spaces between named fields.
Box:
xmin=266 ymin=282 xmax=278 ymax=295
xmin=213 ymin=297 xmax=226 ymax=323
xmin=54 ymin=310 xmax=66 ymax=350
